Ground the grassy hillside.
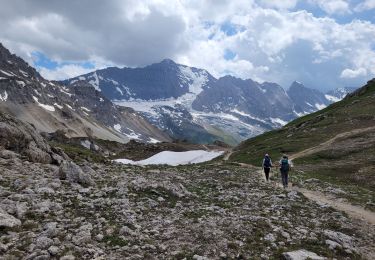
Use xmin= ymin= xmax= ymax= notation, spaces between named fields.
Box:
xmin=230 ymin=79 xmax=375 ymax=209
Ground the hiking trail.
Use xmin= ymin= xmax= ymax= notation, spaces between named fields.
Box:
xmin=289 ymin=126 xmax=375 ymax=160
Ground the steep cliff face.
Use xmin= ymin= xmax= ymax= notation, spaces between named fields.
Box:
xmin=0 ymin=43 xmax=171 ymax=144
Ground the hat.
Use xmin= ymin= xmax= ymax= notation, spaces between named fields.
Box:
xmin=282 ymin=154 xmax=288 ymax=158
xmin=265 ymin=153 xmax=269 ymax=157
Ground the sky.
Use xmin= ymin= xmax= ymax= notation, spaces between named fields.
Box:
xmin=0 ymin=0 xmax=374 ymax=91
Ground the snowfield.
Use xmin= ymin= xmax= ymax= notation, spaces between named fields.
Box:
xmin=115 ymin=150 xmax=224 ymax=166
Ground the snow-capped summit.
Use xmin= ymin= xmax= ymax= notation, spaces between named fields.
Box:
xmin=0 ymin=43 xmax=170 ymax=143
xmin=288 ymin=81 xmax=330 ymax=116
xmin=64 ymin=60 xmax=357 ymax=145
xmin=325 ymin=87 xmax=357 ymax=102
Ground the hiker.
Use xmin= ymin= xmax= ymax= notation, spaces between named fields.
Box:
xmin=262 ymin=154 xmax=272 ymax=181
xmin=279 ymin=154 xmax=292 ymax=188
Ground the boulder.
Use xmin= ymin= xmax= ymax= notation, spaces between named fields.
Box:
xmin=0 ymin=112 xmax=52 ymax=163
xmin=0 ymin=209 xmax=21 ymax=228
xmin=59 ymin=161 xmax=94 ymax=187
xmin=282 ymin=249 xmax=326 ymax=260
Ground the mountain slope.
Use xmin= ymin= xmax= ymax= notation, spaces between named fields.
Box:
xmin=65 ymin=60 xmax=353 ymax=144
xmin=0 ymin=43 xmax=170 ymax=143
xmin=287 ymin=81 xmax=330 ymax=115
xmin=230 ymin=78 xmax=375 ymax=209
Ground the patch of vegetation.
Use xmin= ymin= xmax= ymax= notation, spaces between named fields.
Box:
xmin=130 ymin=186 xmax=180 ymax=208
xmin=231 ymin=80 xmax=375 ymax=166
xmin=102 ymin=235 xmax=128 ymax=247
xmin=49 ymin=141 xmax=106 ymax=163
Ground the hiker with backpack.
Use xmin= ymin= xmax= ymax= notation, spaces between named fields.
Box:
xmin=262 ymin=154 xmax=272 ymax=182
xmin=279 ymin=154 xmax=292 ymax=188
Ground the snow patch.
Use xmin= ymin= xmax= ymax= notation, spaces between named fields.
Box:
xmin=32 ymin=96 xmax=55 ymax=112
xmin=81 ymin=106 xmax=91 ymax=112
xmin=148 ymin=137 xmax=160 ymax=144
xmin=16 ymin=80 xmax=26 ymax=87
xmin=65 ymin=104 xmax=74 ymax=110
xmin=114 ymin=124 xmax=122 ymax=132
xmin=270 ymin=118 xmax=288 ymax=126
xmin=178 ymin=66 xmax=208 ymax=95
xmin=293 ymin=110 xmax=310 ymax=117
xmin=34 ymin=89 xmax=42 ymax=96
xmin=230 ymin=109 xmax=267 ymax=123
xmin=315 ymin=103 xmax=327 ymax=110
xmin=116 ymin=87 xmax=123 ymax=95
xmin=88 ymin=72 xmax=101 ymax=91
xmin=325 ymin=94 xmax=340 ymax=102
xmin=0 ymin=70 xmax=14 ymax=77
xmin=54 ymin=103 xmax=63 ymax=109
xmin=115 ymin=150 xmax=224 ymax=166
xmin=0 ymin=91 xmax=8 ymax=102
xmin=19 ymin=69 xmax=28 ymax=77
xmin=108 ymin=79 xmax=119 ymax=85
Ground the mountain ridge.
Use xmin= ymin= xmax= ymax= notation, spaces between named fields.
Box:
xmin=0 ymin=43 xmax=171 ymax=144
xmin=64 ymin=59 xmax=357 ymax=144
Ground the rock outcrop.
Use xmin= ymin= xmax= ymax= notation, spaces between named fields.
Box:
xmin=0 ymin=111 xmax=58 ymax=163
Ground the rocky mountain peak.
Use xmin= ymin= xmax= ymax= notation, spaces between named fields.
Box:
xmin=0 ymin=43 xmax=40 ymax=80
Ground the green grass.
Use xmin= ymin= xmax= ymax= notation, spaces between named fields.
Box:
xmin=49 ymin=141 xmax=106 ymax=163
xmin=231 ymin=80 xmax=375 ymax=166
xmin=102 ymin=235 xmax=129 ymax=247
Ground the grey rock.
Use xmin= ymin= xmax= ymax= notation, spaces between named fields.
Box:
xmin=48 ymin=245 xmax=60 ymax=256
xmin=282 ymin=249 xmax=326 ymax=260
xmin=59 ymin=161 xmax=94 ymax=187
xmin=0 ymin=209 xmax=21 ymax=228
xmin=0 ymin=112 xmax=53 ymax=163
xmin=0 ymin=149 xmax=19 ymax=159
xmin=35 ymin=236 xmax=53 ymax=249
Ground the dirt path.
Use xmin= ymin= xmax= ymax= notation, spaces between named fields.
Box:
xmin=289 ymin=126 xmax=375 ymax=160
xmin=255 ymin=168 xmax=375 ymax=225
xmin=223 ymin=150 xmax=233 ymax=161
xmin=294 ymin=187 xmax=375 ymax=225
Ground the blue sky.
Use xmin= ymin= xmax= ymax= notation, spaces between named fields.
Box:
xmin=0 ymin=0 xmax=374 ymax=91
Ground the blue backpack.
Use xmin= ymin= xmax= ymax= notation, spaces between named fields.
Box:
xmin=281 ymin=158 xmax=289 ymax=171
xmin=264 ymin=157 xmax=271 ymax=168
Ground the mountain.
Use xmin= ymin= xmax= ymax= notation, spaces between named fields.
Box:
xmin=230 ymin=78 xmax=375 ymax=209
xmin=325 ymin=87 xmax=357 ymax=102
xmin=287 ymin=81 xmax=330 ymax=115
xmin=64 ymin=60 xmax=357 ymax=145
xmin=0 ymin=43 xmax=170 ymax=143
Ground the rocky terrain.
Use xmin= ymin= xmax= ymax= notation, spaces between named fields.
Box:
xmin=0 ymin=109 xmax=374 ymax=259
xmin=0 ymin=43 xmax=170 ymax=144
xmin=2 ymin=157 xmax=375 ymax=259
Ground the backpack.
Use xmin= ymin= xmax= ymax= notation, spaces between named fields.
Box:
xmin=264 ymin=157 xmax=271 ymax=168
xmin=280 ymin=158 xmax=289 ymax=171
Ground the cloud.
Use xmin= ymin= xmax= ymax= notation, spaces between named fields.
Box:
xmin=309 ymin=0 xmax=350 ymax=14
xmin=0 ymin=0 xmax=374 ymax=91
xmin=354 ymin=0 xmax=375 ymax=12
xmin=38 ymin=64 xmax=94 ymax=80
xmin=257 ymin=0 xmax=298 ymax=10
xmin=340 ymin=68 xmax=367 ymax=78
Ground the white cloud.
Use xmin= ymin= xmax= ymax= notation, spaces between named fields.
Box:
xmin=0 ymin=0 xmax=374 ymax=90
xmin=310 ymin=0 xmax=350 ymax=14
xmin=340 ymin=68 xmax=367 ymax=78
xmin=257 ymin=0 xmax=298 ymax=9
xmin=354 ymin=0 xmax=375 ymax=11
xmin=38 ymin=64 xmax=94 ymax=81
